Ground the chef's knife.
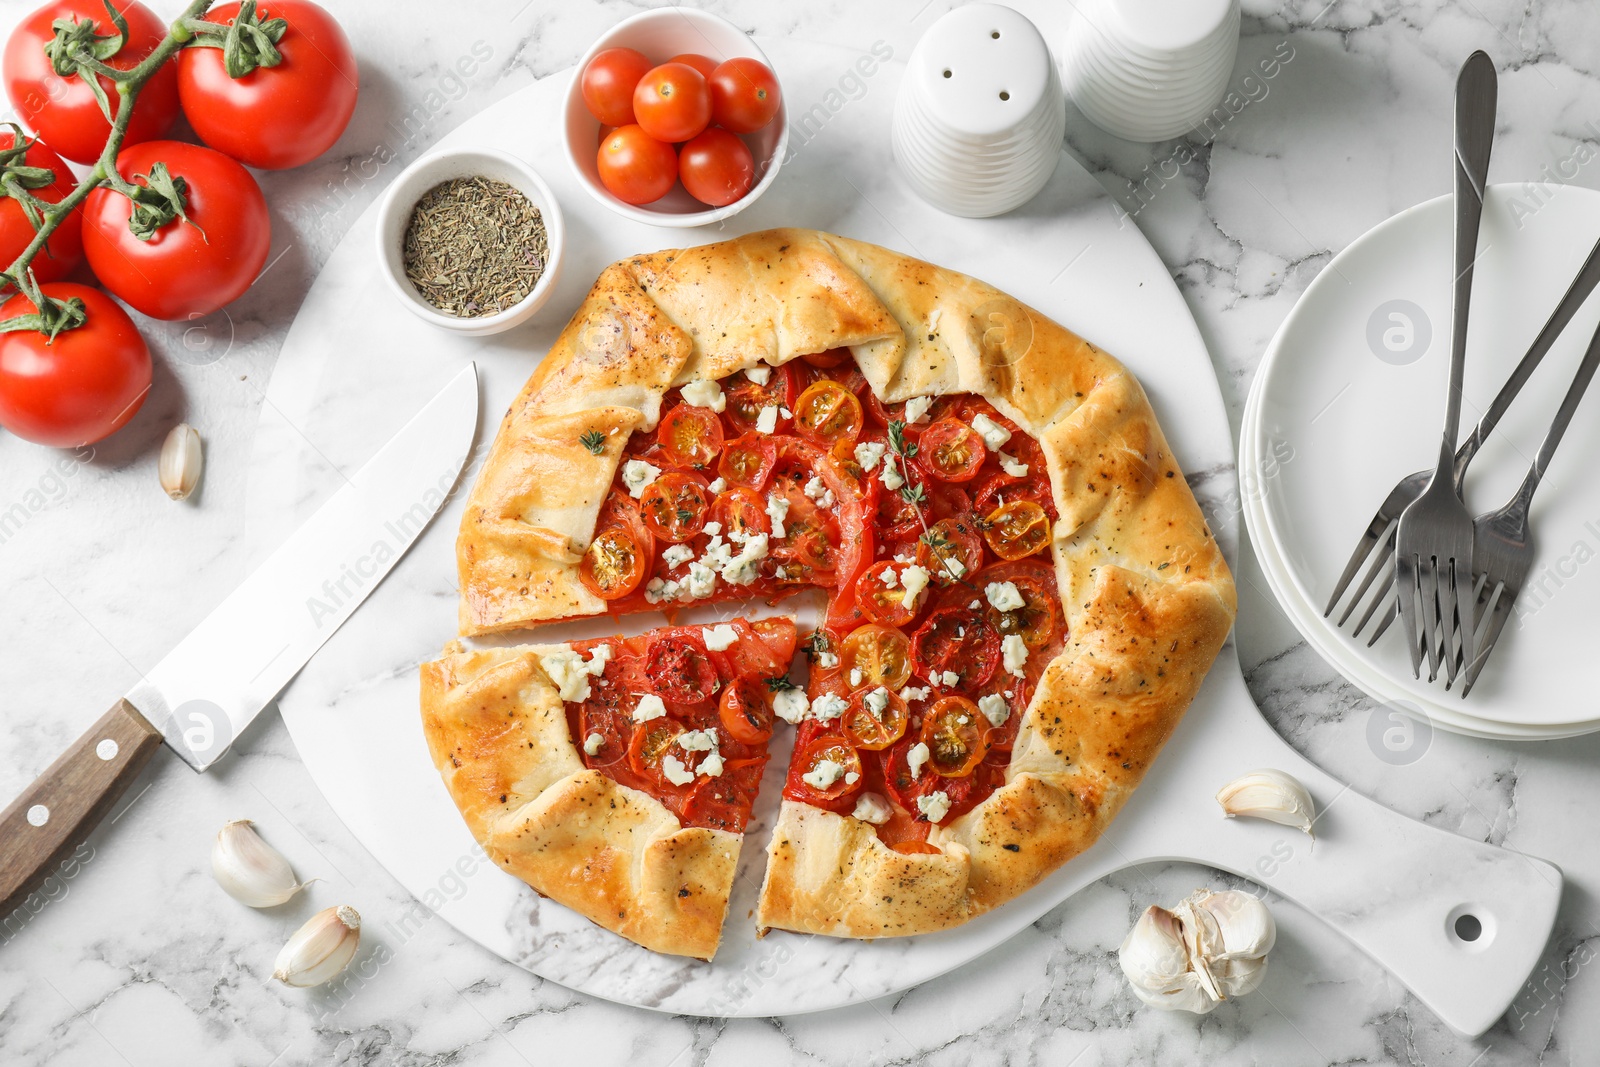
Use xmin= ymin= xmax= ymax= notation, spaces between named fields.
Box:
xmin=0 ymin=364 xmax=479 ymax=916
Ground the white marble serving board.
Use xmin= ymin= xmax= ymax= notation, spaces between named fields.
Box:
xmin=246 ymin=39 xmax=1560 ymax=1034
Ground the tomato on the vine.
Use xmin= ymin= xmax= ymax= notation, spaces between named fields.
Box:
xmin=708 ymin=57 xmax=781 ymax=134
xmin=176 ymin=0 xmax=357 ymax=170
xmin=581 ymin=46 xmax=652 ymax=127
xmin=3 ymin=0 xmax=180 ymax=164
xmin=596 ymin=124 xmax=677 ymax=205
xmin=83 ymin=141 xmax=270 ymax=320
xmin=0 ymin=130 xmax=82 ymax=283
xmin=678 ymin=127 xmax=754 ymax=208
xmin=633 ymin=62 xmax=711 ymax=143
xmin=0 ymin=283 xmax=150 ymax=446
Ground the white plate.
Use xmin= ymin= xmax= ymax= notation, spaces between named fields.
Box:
xmin=1246 ymin=183 xmax=1600 ymax=732
xmin=1240 ymin=362 xmax=1600 ymax=741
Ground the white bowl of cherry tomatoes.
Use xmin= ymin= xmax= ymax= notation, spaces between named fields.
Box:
xmin=564 ymin=7 xmax=787 ymax=227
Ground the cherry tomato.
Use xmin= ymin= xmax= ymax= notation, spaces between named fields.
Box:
xmin=82 ymin=141 xmax=270 ymax=321
xmin=668 ymin=53 xmax=719 ymax=80
xmin=747 ymin=616 xmax=799 ymax=664
xmin=839 ymin=623 xmax=913 ymax=691
xmin=682 ymin=756 xmax=764 ymax=832
xmin=176 ymin=1 xmax=357 ymax=170
xmin=842 ymin=686 xmax=908 ymax=751
xmin=975 ymin=469 xmax=1057 ymax=521
xmin=915 ymin=516 xmax=986 ymax=586
xmin=0 ymin=130 xmax=81 ymax=283
xmin=581 ymin=46 xmax=652 ymax=127
xmin=596 ymin=124 xmax=678 ymax=205
xmin=577 ymin=704 xmax=630 ymax=768
xmin=912 ymin=607 xmax=1000 ymax=691
xmin=3 ymin=0 xmax=179 ymax=164
xmin=882 ymin=734 xmax=933 ymax=812
xmin=580 ymin=526 xmax=649 ymax=600
xmin=980 ymin=567 xmax=1061 ymax=652
xmin=718 ymin=675 xmax=774 ymax=745
xmin=0 ymin=283 xmax=150 ymax=446
xmin=802 ymin=346 xmax=850 ymax=369
xmin=628 ymin=722 xmax=693 ymax=791
xmin=658 ymin=401 xmax=724 ymax=470
xmin=792 ymin=379 xmax=864 ymax=449
xmin=632 ymin=62 xmax=711 ymax=143
xmin=710 ymin=486 xmax=771 ymax=540
xmin=919 ymin=417 xmax=987 ymax=483
xmin=874 ymin=481 xmax=923 ymax=543
xmin=708 ymin=57 xmax=781 ymax=134
xmin=791 ymin=735 xmax=862 ymax=803
xmin=982 ymin=500 xmax=1051 ymax=560
xmin=717 ymin=432 xmax=777 ymax=490
xmin=853 ymin=560 xmax=920 ymax=627
xmin=638 ymin=471 xmax=712 ymax=542
xmin=723 ymin=365 xmax=795 ymax=432
xmin=645 ymin=631 xmax=717 ymax=704
xmin=921 ymin=695 xmax=987 ymax=777
xmin=678 ymin=127 xmax=754 ymax=207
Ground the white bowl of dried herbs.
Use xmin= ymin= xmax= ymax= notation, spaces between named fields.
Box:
xmin=375 ymin=147 xmax=565 ymax=336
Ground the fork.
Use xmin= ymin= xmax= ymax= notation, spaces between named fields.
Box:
xmin=1394 ymin=50 xmax=1497 ymax=684
xmin=1324 ymin=235 xmax=1600 ymax=644
xmin=1460 ymin=316 xmax=1600 ymax=696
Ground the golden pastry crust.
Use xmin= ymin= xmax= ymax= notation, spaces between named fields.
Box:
xmin=420 ymin=642 xmax=738 ymax=959
xmin=442 ymin=228 xmax=1235 ymax=947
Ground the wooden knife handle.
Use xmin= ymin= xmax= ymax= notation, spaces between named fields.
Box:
xmin=0 ymin=698 xmax=164 ymax=917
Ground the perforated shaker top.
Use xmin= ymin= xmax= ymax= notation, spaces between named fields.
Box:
xmin=905 ymin=4 xmax=1056 ymax=139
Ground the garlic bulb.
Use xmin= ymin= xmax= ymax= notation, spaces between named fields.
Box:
xmin=159 ymin=423 xmax=203 ymax=500
xmin=212 ymin=819 xmax=308 ymax=907
xmin=1216 ymin=769 xmax=1317 ymax=837
xmin=1119 ymin=889 xmax=1276 ymax=1014
xmin=273 ymin=905 xmax=361 ymax=987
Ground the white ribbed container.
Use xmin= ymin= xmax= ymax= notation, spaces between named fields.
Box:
xmin=1064 ymin=0 xmax=1241 ymax=143
xmin=890 ymin=4 xmax=1065 ymax=218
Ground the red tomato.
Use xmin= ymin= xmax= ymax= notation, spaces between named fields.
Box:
xmin=633 ymin=62 xmax=711 ymax=143
xmin=708 ymin=57 xmax=781 ymax=134
xmin=175 ymin=1 xmax=357 ymax=170
xmin=638 ymin=471 xmax=712 ymax=542
xmin=788 ymin=734 xmax=863 ymax=806
xmin=975 ymin=469 xmax=1057 ymax=521
xmin=842 ymin=686 xmax=908 ymax=750
xmin=976 ymin=560 xmax=1062 ymax=652
xmin=791 ymin=379 xmax=863 ymax=449
xmin=678 ymin=127 xmax=754 ymax=207
xmin=596 ymin=124 xmax=677 ymax=205
xmin=576 ymin=704 xmax=631 ymax=768
xmin=658 ymin=401 xmax=723 ymax=470
xmin=853 ymin=560 xmax=920 ymax=627
xmin=802 ymin=346 xmax=850 ymax=369
xmin=912 ymin=607 xmax=1000 ymax=691
xmin=668 ymin=53 xmax=719 ymax=79
xmin=682 ymin=756 xmax=764 ymax=832
xmin=915 ymin=516 xmax=985 ymax=586
xmin=921 ymin=695 xmax=987 ymax=777
xmin=579 ymin=525 xmax=649 ymax=600
xmin=645 ymin=631 xmax=717 ymax=704
xmin=981 ymin=499 xmax=1051 ymax=560
xmin=82 ymin=141 xmax=270 ymax=320
xmin=717 ymin=432 xmax=777 ymax=490
xmin=920 ymin=417 xmax=987 ymax=482
xmin=718 ymin=675 xmax=774 ymax=745
xmin=0 ymin=130 xmax=82 ymax=283
xmin=0 ymin=283 xmax=150 ymax=446
xmin=581 ymin=46 xmax=653 ymax=127
xmin=627 ymin=721 xmax=693 ymax=792
xmin=3 ymin=0 xmax=179 ymax=164
xmin=709 ymin=486 xmax=771 ymax=540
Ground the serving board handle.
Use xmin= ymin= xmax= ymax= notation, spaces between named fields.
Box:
xmin=0 ymin=699 xmax=164 ymax=918
xmin=1118 ymin=663 xmax=1562 ymax=1037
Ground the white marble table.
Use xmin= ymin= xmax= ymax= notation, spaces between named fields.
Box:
xmin=2 ymin=1 xmax=1597 ymax=1064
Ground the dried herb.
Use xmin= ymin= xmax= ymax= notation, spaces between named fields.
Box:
xmin=580 ymin=430 xmax=606 ymax=454
xmin=402 ymin=176 xmax=547 ymax=317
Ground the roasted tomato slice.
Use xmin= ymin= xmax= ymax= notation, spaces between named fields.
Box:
xmin=717 ymin=432 xmax=778 ymax=490
xmin=645 ymin=631 xmax=718 ymax=704
xmin=912 ymin=607 xmax=1000 ymax=691
xmin=639 ymin=471 xmax=712 ymax=542
xmin=838 ymin=623 xmax=914 ymax=691
xmin=577 ymin=704 xmax=631 ymax=768
xmin=853 ymin=560 xmax=921 ymax=627
xmin=658 ymin=402 xmax=724 ymax=470
xmin=792 ymin=379 xmax=864 ymax=449
xmin=628 ymin=721 xmax=692 ymax=790
xmin=921 ymin=695 xmax=987 ymax=777
xmin=801 ymin=345 xmax=850 ymax=369
xmin=790 ymin=734 xmax=863 ymax=804
xmin=881 ymin=733 xmax=934 ymax=811
xmin=919 ymin=417 xmax=987 ymax=483
xmin=580 ymin=525 xmax=649 ymax=599
xmin=974 ymin=471 xmax=1057 ymax=521
xmin=842 ymin=685 xmax=908 ymax=750
xmin=682 ymin=756 xmax=764 ymax=832
xmin=718 ymin=674 xmax=774 ymax=745
xmin=724 ymin=364 xmax=797 ymax=433
xmin=982 ymin=500 xmax=1051 ymax=560
xmin=710 ymin=486 xmax=772 ymax=540
xmin=980 ymin=566 xmax=1062 ymax=652
xmin=890 ymin=840 xmax=942 ymax=855
xmin=914 ymin=516 xmax=985 ymax=586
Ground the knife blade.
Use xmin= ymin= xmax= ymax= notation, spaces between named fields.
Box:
xmin=0 ymin=363 xmax=479 ymax=915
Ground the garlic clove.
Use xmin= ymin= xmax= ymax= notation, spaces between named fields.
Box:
xmin=1119 ymin=905 xmax=1223 ymax=1014
xmin=1216 ymin=768 xmax=1317 ymax=837
xmin=159 ymin=423 xmax=203 ymax=501
xmin=273 ymin=904 xmax=361 ymax=988
xmin=1191 ymin=888 xmax=1277 ymax=961
xmin=212 ymin=819 xmax=308 ymax=908
xmin=1213 ymin=952 xmax=1269 ymax=998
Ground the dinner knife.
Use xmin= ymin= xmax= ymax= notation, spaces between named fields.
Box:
xmin=0 ymin=364 xmax=479 ymax=917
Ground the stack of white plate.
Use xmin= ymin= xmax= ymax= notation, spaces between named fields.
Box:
xmin=890 ymin=4 xmax=1065 ymax=218
xmin=1242 ymin=182 xmax=1600 ymax=740
xmin=1063 ymin=0 xmax=1240 ymax=143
